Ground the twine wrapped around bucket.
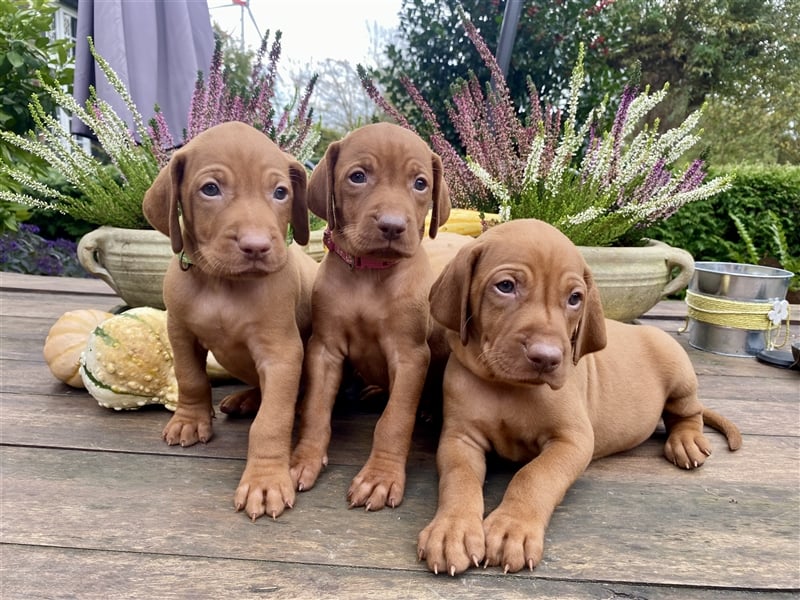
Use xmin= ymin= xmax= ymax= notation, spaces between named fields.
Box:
xmin=683 ymin=290 xmax=791 ymax=350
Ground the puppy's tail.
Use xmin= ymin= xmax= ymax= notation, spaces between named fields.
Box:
xmin=703 ymin=408 xmax=743 ymax=451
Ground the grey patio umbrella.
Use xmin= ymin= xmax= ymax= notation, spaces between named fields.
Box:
xmin=72 ymin=0 xmax=215 ymax=143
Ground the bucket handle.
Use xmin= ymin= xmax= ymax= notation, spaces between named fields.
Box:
xmin=77 ymin=227 xmax=123 ymax=296
xmin=661 ymin=244 xmax=695 ymax=297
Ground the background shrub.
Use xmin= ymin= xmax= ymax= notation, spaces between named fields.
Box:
xmin=648 ymin=164 xmax=799 ymax=265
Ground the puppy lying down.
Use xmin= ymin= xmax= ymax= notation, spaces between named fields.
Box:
xmin=418 ymin=218 xmax=741 ymax=575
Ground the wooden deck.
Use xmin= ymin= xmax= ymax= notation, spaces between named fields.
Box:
xmin=1 ymin=271 xmax=798 ymax=599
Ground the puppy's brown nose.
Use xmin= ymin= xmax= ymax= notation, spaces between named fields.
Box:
xmin=238 ymin=234 xmax=272 ymax=258
xmin=525 ymin=343 xmax=562 ymax=373
xmin=377 ymin=215 xmax=407 ymax=240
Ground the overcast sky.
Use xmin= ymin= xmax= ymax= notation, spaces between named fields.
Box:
xmin=206 ymin=0 xmax=402 ymax=66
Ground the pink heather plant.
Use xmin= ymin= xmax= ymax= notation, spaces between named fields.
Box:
xmin=359 ymin=9 xmax=731 ymax=246
xmin=151 ymin=31 xmax=319 ymax=166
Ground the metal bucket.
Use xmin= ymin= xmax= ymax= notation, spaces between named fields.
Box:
xmin=686 ymin=262 xmax=793 ymax=356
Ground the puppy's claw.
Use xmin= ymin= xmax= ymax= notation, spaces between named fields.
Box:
xmin=472 ymin=555 xmax=480 ymax=568
xmin=503 ymin=564 xmax=510 ymax=574
xmin=433 ymin=563 xmax=439 ymax=576
xmin=449 ymin=565 xmax=456 ymax=577
xmin=528 ymin=558 xmax=534 ymax=571
xmin=297 ymin=482 xmax=304 ymax=492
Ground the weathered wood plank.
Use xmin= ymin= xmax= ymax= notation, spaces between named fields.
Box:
xmin=1 ymin=446 xmax=797 ymax=590
xmin=2 ymin=544 xmax=794 ymax=600
xmin=5 ymin=544 xmax=794 ymax=600
xmin=0 ymin=271 xmax=116 ymax=295
xmin=0 ymin=292 xmax=122 ymax=320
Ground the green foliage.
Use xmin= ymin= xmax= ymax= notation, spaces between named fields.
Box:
xmin=0 ymin=0 xmax=73 ymax=133
xmin=0 ymin=0 xmax=74 ymax=232
xmin=612 ymin=0 xmax=797 ymax=132
xmin=648 ymin=165 xmax=800 ymax=289
xmin=378 ymin=0 xmax=798 ymax=164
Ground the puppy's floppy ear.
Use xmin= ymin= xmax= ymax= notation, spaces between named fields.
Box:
xmin=428 ymin=152 xmax=451 ymax=239
xmin=142 ymin=154 xmax=185 ymax=254
xmin=288 ymin=159 xmax=310 ymax=245
xmin=429 ymin=239 xmax=482 ymax=345
xmin=307 ymin=141 xmax=340 ymax=229
xmin=571 ymin=267 xmax=607 ymax=363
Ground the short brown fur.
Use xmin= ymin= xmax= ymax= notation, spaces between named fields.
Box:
xmin=418 ymin=218 xmax=742 ymax=575
xmin=142 ymin=122 xmax=318 ymax=521
xmin=291 ymin=122 xmax=452 ymax=510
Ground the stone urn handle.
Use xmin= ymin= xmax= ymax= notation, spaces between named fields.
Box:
xmin=657 ymin=241 xmax=695 ymax=297
xmin=77 ymin=227 xmax=122 ymax=296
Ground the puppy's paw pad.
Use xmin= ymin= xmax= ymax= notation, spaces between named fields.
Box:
xmin=162 ymin=419 xmax=213 ymax=447
xmin=664 ymin=432 xmax=712 ymax=470
xmin=290 ymin=451 xmax=328 ymax=492
xmin=348 ymin=463 xmax=405 ymax=510
xmin=234 ymin=469 xmax=295 ymax=521
xmin=483 ymin=509 xmax=545 ymax=574
xmin=418 ymin=514 xmax=485 ymax=575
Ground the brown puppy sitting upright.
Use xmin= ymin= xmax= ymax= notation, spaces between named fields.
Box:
xmin=142 ymin=122 xmax=318 ymax=521
xmin=418 ymin=218 xmax=742 ymax=575
xmin=290 ymin=122 xmax=451 ymax=510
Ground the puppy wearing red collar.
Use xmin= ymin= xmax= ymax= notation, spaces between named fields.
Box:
xmin=290 ymin=122 xmax=454 ymax=510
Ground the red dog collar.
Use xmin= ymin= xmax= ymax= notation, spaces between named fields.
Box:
xmin=323 ymin=228 xmax=399 ymax=270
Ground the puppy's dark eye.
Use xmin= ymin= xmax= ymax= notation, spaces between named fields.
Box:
xmin=413 ymin=177 xmax=427 ymax=191
xmin=568 ymin=291 xmax=583 ymax=307
xmin=496 ymin=280 xmax=515 ymax=294
xmin=273 ymin=186 xmax=289 ymax=201
xmin=349 ymin=171 xmax=366 ymax=184
xmin=200 ymin=182 xmax=220 ymax=197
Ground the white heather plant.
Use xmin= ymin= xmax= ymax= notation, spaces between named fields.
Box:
xmin=0 ymin=33 xmax=319 ymax=230
xmin=360 ymin=11 xmax=731 ymax=247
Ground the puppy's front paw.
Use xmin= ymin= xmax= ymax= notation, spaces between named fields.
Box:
xmin=664 ymin=430 xmax=712 ymax=469
xmin=418 ymin=513 xmax=485 ymax=575
xmin=483 ymin=506 xmax=546 ymax=573
xmin=347 ymin=456 xmax=406 ymax=510
xmin=234 ymin=463 xmax=295 ymax=521
xmin=162 ymin=406 xmax=214 ymax=446
xmin=290 ymin=443 xmax=328 ymax=493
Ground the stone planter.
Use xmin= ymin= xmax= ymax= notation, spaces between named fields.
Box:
xmin=77 ymin=227 xmax=328 ymax=309
xmin=579 ymin=240 xmax=695 ymax=322
xmin=78 ymin=227 xmax=173 ymax=309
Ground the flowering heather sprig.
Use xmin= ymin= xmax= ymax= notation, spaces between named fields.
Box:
xmin=185 ymin=31 xmax=318 ymax=163
xmin=147 ymin=106 xmax=175 ymax=168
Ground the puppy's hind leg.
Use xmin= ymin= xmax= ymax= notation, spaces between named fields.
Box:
xmin=219 ymin=388 xmax=261 ymax=416
xmin=662 ymin=375 xmax=713 ymax=470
